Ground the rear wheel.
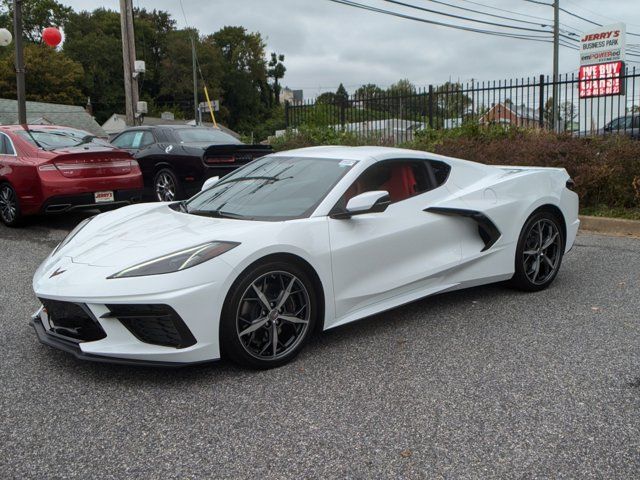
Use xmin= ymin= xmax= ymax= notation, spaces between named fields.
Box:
xmin=153 ymin=168 xmax=182 ymax=202
xmin=0 ymin=183 xmax=22 ymax=227
xmin=509 ymin=210 xmax=564 ymax=291
xmin=220 ymin=260 xmax=318 ymax=369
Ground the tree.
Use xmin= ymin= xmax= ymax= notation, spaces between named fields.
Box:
xmin=0 ymin=43 xmax=83 ymax=104
xmin=355 ymin=83 xmax=383 ymax=99
xmin=0 ymin=0 xmax=72 ymax=42
xmin=316 ymin=92 xmax=337 ymax=104
xmin=267 ymin=52 xmax=286 ymax=105
xmin=335 ymin=83 xmax=349 ymax=109
xmin=63 ymin=8 xmax=125 ymax=122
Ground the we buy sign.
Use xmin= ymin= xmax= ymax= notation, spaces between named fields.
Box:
xmin=578 ymin=61 xmax=625 ymax=98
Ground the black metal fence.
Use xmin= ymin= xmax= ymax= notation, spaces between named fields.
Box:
xmin=284 ymin=67 xmax=640 ymax=145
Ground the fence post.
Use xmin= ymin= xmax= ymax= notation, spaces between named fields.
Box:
xmin=538 ymin=74 xmax=545 ymax=129
xmin=428 ymin=84 xmax=434 ymax=129
xmin=339 ymin=101 xmax=346 ymax=128
xmin=284 ymin=100 xmax=290 ymax=128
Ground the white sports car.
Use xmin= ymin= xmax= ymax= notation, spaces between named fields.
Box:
xmin=31 ymin=146 xmax=579 ymax=369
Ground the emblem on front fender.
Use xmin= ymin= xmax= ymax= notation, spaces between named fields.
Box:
xmin=49 ymin=267 xmax=66 ymax=278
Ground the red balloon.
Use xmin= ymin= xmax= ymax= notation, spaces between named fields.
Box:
xmin=42 ymin=27 xmax=62 ymax=47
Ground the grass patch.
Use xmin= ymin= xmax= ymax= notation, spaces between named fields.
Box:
xmin=580 ymin=206 xmax=640 ymax=221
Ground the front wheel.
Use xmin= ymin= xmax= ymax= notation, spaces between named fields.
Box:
xmin=509 ymin=211 xmax=565 ymax=292
xmin=0 ymin=183 xmax=22 ymax=227
xmin=220 ymin=261 xmax=318 ymax=369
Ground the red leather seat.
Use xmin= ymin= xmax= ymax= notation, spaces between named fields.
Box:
xmin=381 ymin=164 xmax=417 ymax=202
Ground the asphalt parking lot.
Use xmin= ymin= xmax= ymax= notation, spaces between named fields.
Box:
xmin=1 ymin=215 xmax=639 ymax=479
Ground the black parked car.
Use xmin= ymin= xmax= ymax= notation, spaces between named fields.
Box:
xmin=110 ymin=125 xmax=272 ymax=201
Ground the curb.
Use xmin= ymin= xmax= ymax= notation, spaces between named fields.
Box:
xmin=579 ymin=215 xmax=640 ymax=238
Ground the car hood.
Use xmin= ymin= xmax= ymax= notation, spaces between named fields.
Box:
xmin=59 ymin=203 xmax=267 ymax=269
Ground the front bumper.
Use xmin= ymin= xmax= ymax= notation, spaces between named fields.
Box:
xmin=29 ymin=315 xmax=207 ymax=367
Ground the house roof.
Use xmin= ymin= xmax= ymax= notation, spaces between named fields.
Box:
xmin=0 ymin=98 xmax=106 ymax=137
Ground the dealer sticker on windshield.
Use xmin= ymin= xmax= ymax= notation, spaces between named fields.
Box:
xmin=339 ymin=159 xmax=358 ymax=167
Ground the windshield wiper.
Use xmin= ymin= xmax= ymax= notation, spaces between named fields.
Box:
xmin=188 ymin=209 xmax=246 ymax=220
xmin=216 ymin=175 xmax=286 ymax=186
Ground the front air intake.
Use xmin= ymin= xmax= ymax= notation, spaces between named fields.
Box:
xmin=103 ymin=304 xmax=196 ymax=349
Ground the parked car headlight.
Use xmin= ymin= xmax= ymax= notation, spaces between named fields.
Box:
xmin=52 ymin=216 xmax=94 ymax=256
xmin=108 ymin=241 xmax=239 ymax=279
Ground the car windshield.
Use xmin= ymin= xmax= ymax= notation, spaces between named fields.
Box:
xmin=175 ymin=128 xmax=242 ymax=145
xmin=15 ymin=128 xmax=109 ymax=149
xmin=185 ymin=156 xmax=355 ymax=220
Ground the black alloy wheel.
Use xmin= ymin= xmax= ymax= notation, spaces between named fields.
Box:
xmin=510 ymin=210 xmax=564 ymax=291
xmin=220 ymin=260 xmax=318 ymax=369
xmin=0 ymin=183 xmax=21 ymax=227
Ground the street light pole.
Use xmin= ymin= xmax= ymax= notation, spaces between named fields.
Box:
xmin=191 ymin=36 xmax=198 ymax=125
xmin=552 ymin=0 xmax=560 ymax=132
xmin=12 ymin=0 xmax=26 ymax=125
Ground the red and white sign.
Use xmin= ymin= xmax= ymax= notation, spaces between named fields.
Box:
xmin=580 ymin=23 xmax=625 ymax=66
xmin=578 ymin=61 xmax=624 ymax=99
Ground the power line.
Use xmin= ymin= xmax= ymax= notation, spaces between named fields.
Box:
xmin=327 ymin=0 xmax=558 ymax=44
xmin=384 ymin=0 xmax=578 ymax=42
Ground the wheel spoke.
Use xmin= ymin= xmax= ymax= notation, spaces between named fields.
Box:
xmin=523 ymin=249 xmax=538 ymax=256
xmin=278 ymin=314 xmax=309 ymax=325
xmin=532 ymin=257 xmax=541 ymax=280
xmin=275 ymin=277 xmax=296 ymax=310
xmin=272 ymin=323 xmax=278 ymax=357
xmin=542 ymin=232 xmax=558 ymax=250
xmin=541 ymin=254 xmax=554 ymax=269
xmin=252 ymin=284 xmax=272 ymax=310
xmin=239 ymin=317 xmax=268 ymax=337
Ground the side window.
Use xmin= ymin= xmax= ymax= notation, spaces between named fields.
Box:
xmin=342 ymin=159 xmax=438 ymax=204
xmin=139 ymin=131 xmax=155 ymax=147
xmin=112 ymin=131 xmax=137 ymax=148
xmin=0 ymin=134 xmax=15 ymax=155
xmin=428 ymin=160 xmax=451 ymax=187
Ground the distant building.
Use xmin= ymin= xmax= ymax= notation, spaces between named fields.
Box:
xmin=280 ymin=87 xmax=303 ymax=105
xmin=101 ymin=112 xmax=240 ymax=139
xmin=479 ymin=102 xmax=539 ymax=127
xmin=0 ymin=98 xmax=106 ymax=136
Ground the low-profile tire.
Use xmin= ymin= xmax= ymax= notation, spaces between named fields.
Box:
xmin=0 ymin=183 xmax=22 ymax=227
xmin=509 ymin=210 xmax=565 ymax=292
xmin=153 ymin=168 xmax=183 ymax=202
xmin=220 ymin=260 xmax=319 ymax=369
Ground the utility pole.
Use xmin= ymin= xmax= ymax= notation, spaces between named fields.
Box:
xmin=191 ymin=37 xmax=198 ymax=125
xmin=12 ymin=0 xmax=26 ymax=124
xmin=119 ymin=0 xmax=139 ymax=126
xmin=552 ymin=0 xmax=560 ymax=132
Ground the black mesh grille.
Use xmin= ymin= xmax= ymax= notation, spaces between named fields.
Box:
xmin=39 ymin=298 xmax=106 ymax=342
xmin=105 ymin=304 xmax=196 ymax=349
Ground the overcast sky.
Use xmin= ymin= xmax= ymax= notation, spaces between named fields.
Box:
xmin=62 ymin=0 xmax=640 ymax=97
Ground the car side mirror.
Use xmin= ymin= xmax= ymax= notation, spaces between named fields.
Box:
xmin=201 ymin=176 xmax=220 ymax=191
xmin=331 ymin=190 xmax=391 ymax=219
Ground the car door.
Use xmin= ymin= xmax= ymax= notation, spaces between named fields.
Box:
xmin=328 ymin=158 xmax=468 ymax=322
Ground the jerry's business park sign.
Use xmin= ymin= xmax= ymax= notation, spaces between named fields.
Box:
xmin=579 ymin=23 xmax=626 ymax=98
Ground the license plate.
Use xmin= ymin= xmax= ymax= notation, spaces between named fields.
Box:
xmin=94 ymin=191 xmax=114 ymax=203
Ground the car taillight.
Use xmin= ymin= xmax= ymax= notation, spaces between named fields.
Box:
xmin=205 ymin=155 xmax=235 ymax=164
xmin=38 ymin=164 xmax=57 ymax=171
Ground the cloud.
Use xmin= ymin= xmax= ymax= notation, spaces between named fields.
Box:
xmin=62 ymin=0 xmax=640 ymax=96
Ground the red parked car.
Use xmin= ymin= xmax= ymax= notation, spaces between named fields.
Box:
xmin=0 ymin=125 xmax=144 ymax=226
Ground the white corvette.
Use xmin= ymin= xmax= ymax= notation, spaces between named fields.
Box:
xmin=31 ymin=146 xmax=579 ymax=369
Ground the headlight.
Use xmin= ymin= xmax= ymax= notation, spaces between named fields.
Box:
xmin=107 ymin=241 xmax=239 ymax=279
xmin=52 ymin=216 xmax=94 ymax=256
